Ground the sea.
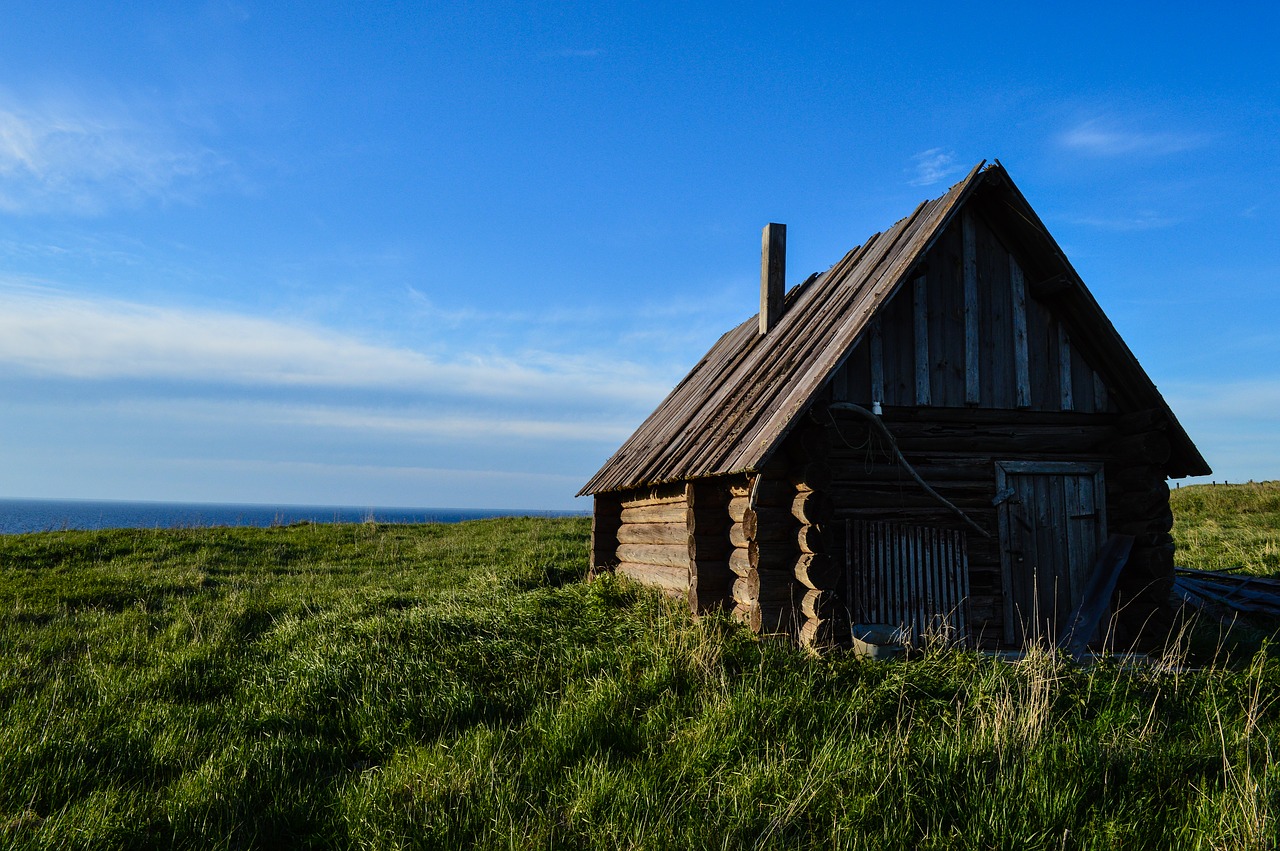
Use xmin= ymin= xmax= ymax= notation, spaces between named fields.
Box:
xmin=0 ymin=498 xmax=586 ymax=535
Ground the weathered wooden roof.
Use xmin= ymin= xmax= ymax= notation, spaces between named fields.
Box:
xmin=580 ymin=162 xmax=1209 ymax=496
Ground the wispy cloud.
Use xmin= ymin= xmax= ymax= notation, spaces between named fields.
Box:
xmin=114 ymin=398 xmax=637 ymax=443
xmin=0 ymin=283 xmax=668 ymax=407
xmin=1067 ymin=212 xmax=1180 ymax=231
xmin=908 ymin=148 xmax=963 ymax=187
xmin=0 ymin=92 xmax=222 ymax=214
xmin=1166 ymin=379 xmax=1280 ymax=423
xmin=172 ymin=457 xmax=588 ymax=487
xmin=1059 ymin=119 xmax=1209 ymax=157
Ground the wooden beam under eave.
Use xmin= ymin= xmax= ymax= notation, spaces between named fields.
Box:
xmin=962 ymin=209 xmax=980 ymax=405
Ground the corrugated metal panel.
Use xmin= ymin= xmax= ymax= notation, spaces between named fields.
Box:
xmin=847 ymin=520 xmax=970 ymax=646
xmin=579 ymin=161 xmax=1209 ymax=496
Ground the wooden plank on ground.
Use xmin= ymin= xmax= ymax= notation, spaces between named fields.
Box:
xmin=1058 ymin=534 xmax=1134 ymax=658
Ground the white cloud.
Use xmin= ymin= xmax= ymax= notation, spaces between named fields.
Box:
xmin=0 ymin=93 xmax=221 ymax=214
xmin=0 ymin=283 xmax=668 ymax=406
xmin=1068 ymin=212 xmax=1179 ymax=231
xmin=1166 ymin=378 xmax=1280 ymax=423
xmin=908 ymin=148 xmax=963 ymax=187
xmin=110 ymin=397 xmax=637 ymax=443
xmin=177 ymin=457 xmax=588 ymax=486
xmin=1059 ymin=120 xmax=1208 ymax=157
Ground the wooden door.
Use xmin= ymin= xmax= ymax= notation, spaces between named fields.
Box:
xmin=995 ymin=461 xmax=1106 ymax=646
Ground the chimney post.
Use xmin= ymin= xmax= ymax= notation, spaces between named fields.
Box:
xmin=760 ymin=223 xmax=786 ymax=335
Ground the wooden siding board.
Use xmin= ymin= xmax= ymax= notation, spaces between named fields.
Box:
xmin=1010 ymin=257 xmax=1032 ymax=408
xmin=1071 ymin=343 xmax=1097 ymax=413
xmin=1026 ymin=293 xmax=1054 ymax=411
xmin=831 ymin=361 xmax=849 ymax=402
xmin=1058 ymin=321 xmax=1075 ymax=412
xmin=869 ymin=319 xmax=885 ymax=406
xmin=882 ymin=287 xmax=912 ymax=406
xmin=963 ymin=209 xmax=981 ymax=404
xmin=977 ymin=214 xmax=1015 ymax=410
xmin=931 ymin=222 xmax=965 ymax=407
xmin=913 ymin=275 xmax=931 ymax=405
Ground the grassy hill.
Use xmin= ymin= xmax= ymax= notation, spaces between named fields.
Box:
xmin=1 ymin=491 xmax=1277 ymax=849
xmin=1172 ymin=480 xmax=1280 ymax=577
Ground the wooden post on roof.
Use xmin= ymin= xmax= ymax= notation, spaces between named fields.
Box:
xmin=760 ymin=223 xmax=786 ymax=335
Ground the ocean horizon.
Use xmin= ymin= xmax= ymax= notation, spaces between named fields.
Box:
xmin=0 ymin=497 xmax=586 ymax=535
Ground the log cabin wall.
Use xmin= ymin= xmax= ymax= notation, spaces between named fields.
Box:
xmin=613 ymin=482 xmax=691 ymax=601
xmin=729 ymin=473 xmax=804 ymax=635
xmin=793 ymin=407 xmax=1174 ymax=649
xmin=687 ymin=478 xmax=734 ymax=613
xmin=605 ymin=478 xmax=739 ymax=615
xmin=791 ymin=203 xmax=1176 ymax=650
xmin=1105 ymin=410 xmax=1178 ymax=647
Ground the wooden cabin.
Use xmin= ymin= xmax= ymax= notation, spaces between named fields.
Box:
xmin=579 ymin=162 xmax=1210 ymax=651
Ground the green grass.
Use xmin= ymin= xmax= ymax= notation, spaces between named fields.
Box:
xmin=1 ymin=510 xmax=1278 ymax=849
xmin=1173 ymin=481 xmax=1280 ymax=577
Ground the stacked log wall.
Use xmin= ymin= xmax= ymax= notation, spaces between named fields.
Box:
xmin=614 ymin=482 xmax=692 ymax=602
xmin=607 ymin=479 xmax=737 ymax=615
xmin=687 ymin=479 xmax=733 ymax=613
xmin=729 ymin=474 xmax=805 ymax=634
xmin=591 ymin=493 xmax=622 ymax=576
xmin=780 ymin=424 xmax=840 ymax=647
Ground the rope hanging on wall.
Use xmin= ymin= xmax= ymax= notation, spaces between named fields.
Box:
xmin=824 ymin=402 xmax=991 ymax=539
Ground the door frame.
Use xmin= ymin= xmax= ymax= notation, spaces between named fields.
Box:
xmin=994 ymin=460 xmax=1107 ymax=645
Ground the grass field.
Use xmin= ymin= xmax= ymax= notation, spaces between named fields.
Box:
xmin=1 ymin=488 xmax=1277 ymax=849
xmin=1172 ymin=480 xmax=1280 ymax=577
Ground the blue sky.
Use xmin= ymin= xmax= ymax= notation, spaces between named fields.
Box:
xmin=0 ymin=2 xmax=1277 ymax=509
